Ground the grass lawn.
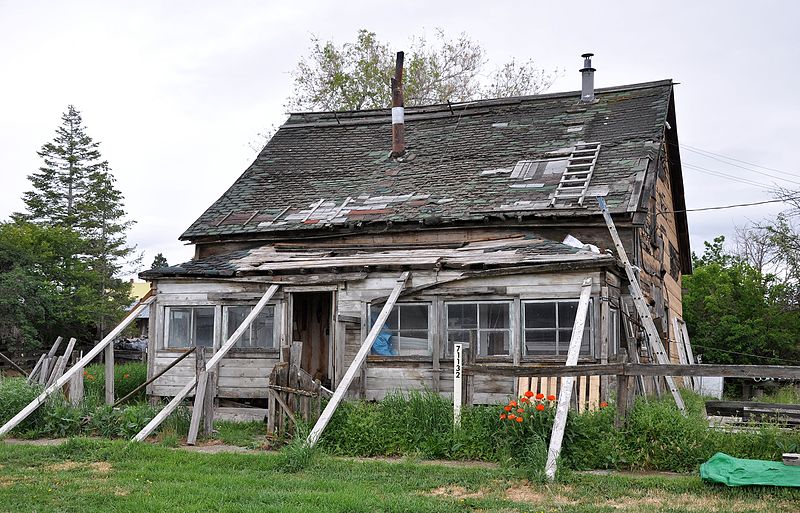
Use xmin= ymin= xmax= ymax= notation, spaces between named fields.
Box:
xmin=0 ymin=439 xmax=798 ymax=512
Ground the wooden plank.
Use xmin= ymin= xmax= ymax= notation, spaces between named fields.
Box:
xmin=27 ymin=355 xmax=46 ymax=384
xmin=0 ymin=351 xmax=27 ymax=376
xmin=578 ymin=376 xmax=586 ymax=413
xmin=599 ymin=284 xmax=609 ymax=402
xmin=306 ymin=271 xmax=410 ymax=448
xmin=46 ymin=336 xmax=64 ymax=359
xmin=467 ymin=363 xmax=800 ymax=380
xmin=105 ymin=339 xmax=115 ymax=404
xmin=48 ymin=338 xmax=76 ymax=387
xmin=588 ymin=376 xmax=600 ymax=410
xmin=545 ymin=277 xmax=593 ymax=481
xmin=597 ymin=196 xmax=685 ymax=412
xmin=0 ymin=295 xmax=154 ymax=436
xmin=45 ymin=357 xmax=64 ymax=388
xmin=186 ymin=371 xmax=209 ymax=445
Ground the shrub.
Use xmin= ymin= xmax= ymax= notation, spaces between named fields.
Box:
xmin=0 ymin=378 xmax=46 ymax=433
xmin=82 ymin=361 xmax=147 ymax=405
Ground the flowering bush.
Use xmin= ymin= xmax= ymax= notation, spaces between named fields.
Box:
xmin=499 ymin=391 xmax=557 ymax=423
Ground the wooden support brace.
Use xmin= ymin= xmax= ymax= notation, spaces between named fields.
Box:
xmin=544 ymin=277 xmax=593 ymax=481
xmin=0 ymin=351 xmax=28 ymax=376
xmin=306 ymin=271 xmax=410 ymax=448
xmin=105 ymin=339 xmax=115 ymax=404
xmin=0 ymin=295 xmax=154 ymax=436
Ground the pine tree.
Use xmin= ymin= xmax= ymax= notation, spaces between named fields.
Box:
xmin=17 ymin=105 xmax=105 ymax=228
xmin=151 ymin=253 xmax=169 ymax=269
xmin=15 ymin=105 xmax=137 ymax=340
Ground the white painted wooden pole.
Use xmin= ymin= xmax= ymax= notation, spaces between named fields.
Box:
xmin=134 ymin=285 xmax=279 ymax=442
xmin=545 ymin=277 xmax=593 ymax=481
xmin=453 ymin=343 xmax=463 ymax=427
xmin=306 ymin=272 xmax=410 ymax=448
xmin=0 ymin=297 xmax=154 ymax=436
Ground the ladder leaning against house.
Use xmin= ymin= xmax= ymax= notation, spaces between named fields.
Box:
xmin=550 ymin=142 xmax=602 ymax=207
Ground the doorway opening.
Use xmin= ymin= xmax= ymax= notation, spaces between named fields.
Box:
xmin=291 ymin=291 xmax=332 ymax=388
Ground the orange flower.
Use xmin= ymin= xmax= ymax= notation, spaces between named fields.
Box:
xmin=535 ymin=403 xmax=545 ymax=411
xmin=520 ymin=397 xmax=529 ymax=403
xmin=123 ymin=373 xmax=130 ymax=379
xmin=500 ymin=414 xmax=507 ymax=420
xmin=547 ymin=395 xmax=556 ymax=401
xmin=516 ymin=408 xmax=524 ymax=413
xmin=508 ymin=414 xmax=516 ymax=420
xmin=535 ymin=393 xmax=545 ymax=400
xmin=524 ymin=390 xmax=534 ymax=398
xmin=600 ymin=401 xmax=609 ymax=408
xmin=509 ymin=400 xmax=518 ymax=407
xmin=504 ymin=405 xmax=512 ymax=412
xmin=515 ymin=416 xmax=523 ymax=423
xmin=83 ymin=370 xmax=88 ymax=376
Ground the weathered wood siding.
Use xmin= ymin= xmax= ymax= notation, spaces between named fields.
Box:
xmin=147 ymin=280 xmax=284 ymax=399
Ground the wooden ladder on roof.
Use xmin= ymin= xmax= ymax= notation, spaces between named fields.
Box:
xmin=596 ymin=196 xmax=686 ymax=413
xmin=550 ymin=142 xmax=601 ymax=207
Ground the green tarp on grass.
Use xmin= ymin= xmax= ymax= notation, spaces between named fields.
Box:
xmin=700 ymin=452 xmax=800 ymax=487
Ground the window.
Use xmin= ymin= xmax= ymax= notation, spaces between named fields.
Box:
xmin=166 ymin=306 xmax=214 ymax=348
xmin=523 ymin=300 xmax=592 ymax=356
xmin=370 ymin=303 xmax=430 ymax=356
xmin=446 ymin=302 xmax=511 ymax=357
xmin=224 ymin=305 xmax=276 ymax=349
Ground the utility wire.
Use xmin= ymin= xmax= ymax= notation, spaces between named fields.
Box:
xmin=681 ymin=144 xmax=800 ymax=179
xmin=682 ymin=162 xmax=778 ymax=189
xmin=656 ymin=196 xmax=800 ymax=216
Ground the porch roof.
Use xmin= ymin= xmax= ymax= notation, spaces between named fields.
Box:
xmin=141 ymin=235 xmax=615 ymax=279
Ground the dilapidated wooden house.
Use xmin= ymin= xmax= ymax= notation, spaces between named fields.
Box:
xmin=141 ymin=58 xmax=690 ymax=409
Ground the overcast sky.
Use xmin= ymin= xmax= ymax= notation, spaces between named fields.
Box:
xmin=1 ymin=1 xmax=798 ymax=275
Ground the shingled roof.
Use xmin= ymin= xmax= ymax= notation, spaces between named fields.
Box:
xmin=182 ymin=80 xmax=681 ymax=242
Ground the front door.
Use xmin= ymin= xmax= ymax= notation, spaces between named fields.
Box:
xmin=291 ymin=291 xmax=332 ymax=388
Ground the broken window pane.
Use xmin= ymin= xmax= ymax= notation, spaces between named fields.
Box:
xmin=370 ymin=303 xmax=430 ymax=356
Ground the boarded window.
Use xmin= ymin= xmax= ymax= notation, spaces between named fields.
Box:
xmin=446 ymin=302 xmax=511 ymax=357
xmin=224 ymin=305 xmax=276 ymax=349
xmin=370 ymin=303 xmax=430 ymax=356
xmin=523 ymin=300 xmax=592 ymax=356
xmin=166 ymin=307 xmax=214 ymax=349
xmin=669 ymin=242 xmax=681 ymax=280
xmin=510 ymin=158 xmax=568 ymax=180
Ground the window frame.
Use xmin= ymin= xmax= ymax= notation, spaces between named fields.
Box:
xmin=221 ymin=303 xmax=280 ymax=352
xmin=444 ymin=300 xmax=513 ymax=359
xmin=163 ymin=305 xmax=216 ymax=349
xmin=521 ymin=299 xmax=594 ymax=358
xmin=368 ymin=302 xmax=432 ymax=357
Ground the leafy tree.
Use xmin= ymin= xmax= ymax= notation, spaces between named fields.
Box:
xmin=150 ymin=253 xmax=169 ymax=269
xmin=683 ymin=236 xmax=800 ymax=365
xmin=287 ymin=29 xmax=557 ymax=112
xmin=0 ymin=222 xmax=97 ymax=351
xmin=14 ymin=106 xmax=136 ymax=340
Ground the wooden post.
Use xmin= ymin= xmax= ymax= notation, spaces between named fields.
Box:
xmin=453 ymin=343 xmax=463 ymax=427
xmin=615 ymin=371 xmax=630 ymax=429
xmin=544 ymin=277 xmax=593 ymax=481
xmin=599 ymin=285 xmax=610 ymax=402
xmin=203 ymin=365 xmax=215 ymax=437
xmin=390 ymin=51 xmax=405 ymax=157
xmin=187 ymin=349 xmax=208 ymax=445
xmin=306 ymin=272 xmax=410 ymax=448
xmin=0 ymin=295 xmax=154 ymax=436
xmin=68 ymin=351 xmax=84 ymax=406
xmin=105 ymin=340 xmax=115 ymax=404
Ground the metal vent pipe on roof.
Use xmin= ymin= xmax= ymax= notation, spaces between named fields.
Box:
xmin=391 ymin=51 xmax=405 ymax=157
xmin=580 ymin=53 xmax=595 ymax=103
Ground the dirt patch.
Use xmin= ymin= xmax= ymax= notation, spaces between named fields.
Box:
xmin=425 ymin=485 xmax=487 ymax=499
xmin=0 ymin=477 xmax=16 ymax=488
xmin=505 ymin=483 xmax=576 ymax=506
xmin=44 ymin=461 xmax=112 ymax=474
xmin=113 ymin=487 xmax=129 ymax=497
xmin=182 ymin=444 xmax=258 ymax=454
xmin=88 ymin=462 xmax=112 ymax=473
xmin=45 ymin=461 xmax=80 ymax=471
xmin=345 ymin=455 xmax=498 ymax=469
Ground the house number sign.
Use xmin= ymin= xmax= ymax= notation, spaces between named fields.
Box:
xmin=453 ymin=343 xmax=462 ymax=427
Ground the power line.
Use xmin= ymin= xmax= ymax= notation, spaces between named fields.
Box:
xmin=682 ymin=162 xmax=777 ymax=189
xmin=657 ymin=196 xmax=800 ymax=216
xmin=682 ymin=144 xmax=800 ymax=179
xmin=683 ymin=148 xmax=800 ymax=186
